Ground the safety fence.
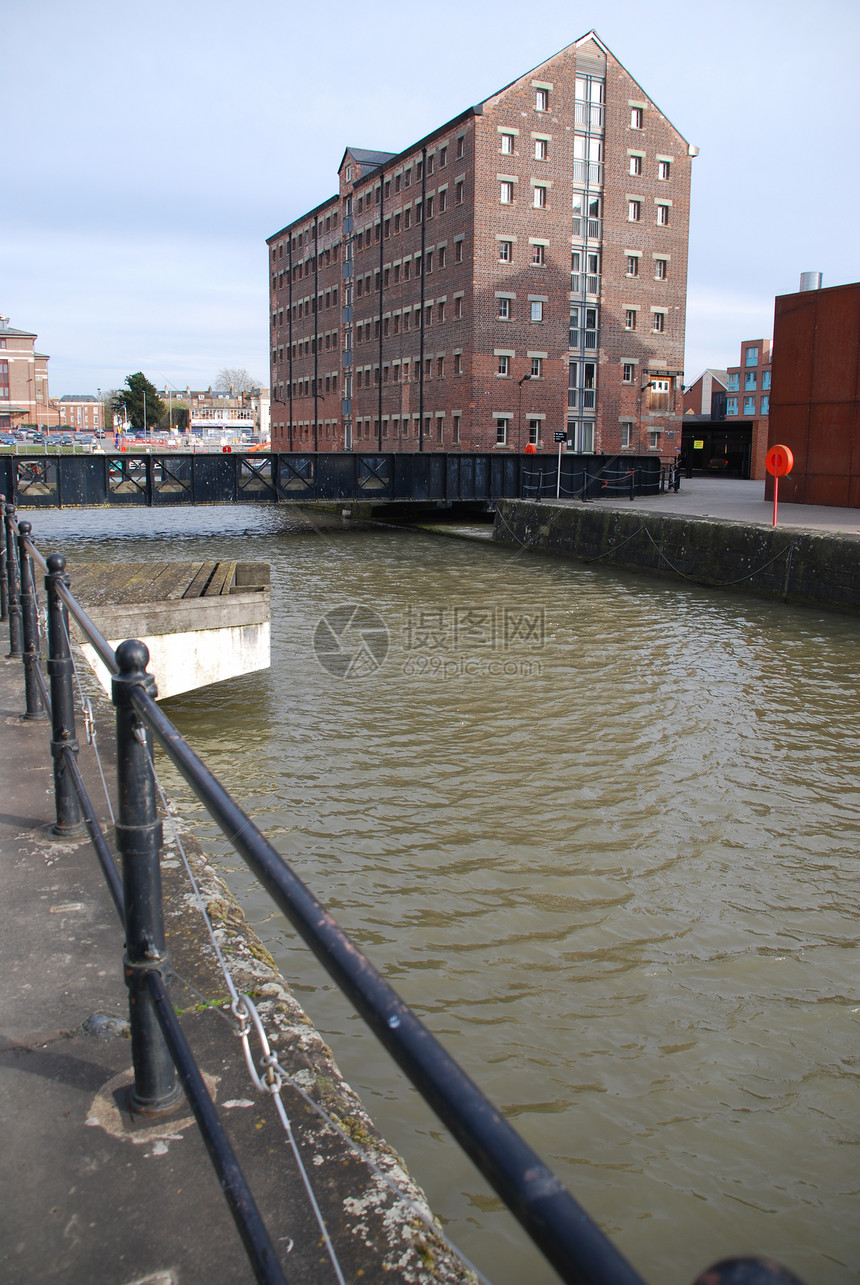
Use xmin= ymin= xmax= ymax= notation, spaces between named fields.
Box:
xmin=0 ymin=495 xmax=799 ymax=1285
xmin=522 ymin=459 xmax=679 ymax=503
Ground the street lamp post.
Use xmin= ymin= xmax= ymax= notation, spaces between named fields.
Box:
xmin=518 ymin=373 xmax=532 ymax=451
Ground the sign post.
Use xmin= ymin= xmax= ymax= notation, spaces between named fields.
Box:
xmin=765 ymin=444 xmax=794 ymax=527
xmin=554 ymin=431 xmax=566 ymax=498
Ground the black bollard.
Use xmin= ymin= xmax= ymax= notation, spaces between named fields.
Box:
xmin=692 ymin=1257 xmax=807 ymax=1285
xmin=5 ymin=502 xmax=23 ymax=657
xmin=0 ymin=493 xmax=7 ymax=622
xmin=17 ymin=523 xmax=46 ymax=720
xmin=44 ymin=553 xmax=84 ymax=835
xmin=112 ymin=639 xmax=181 ymax=1115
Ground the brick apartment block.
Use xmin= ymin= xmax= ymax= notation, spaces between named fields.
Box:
xmin=267 ymin=31 xmax=696 ymax=458
xmin=0 ymin=316 xmax=50 ymax=429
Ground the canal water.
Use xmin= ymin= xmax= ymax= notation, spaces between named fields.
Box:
xmin=29 ymin=505 xmax=859 ymax=1285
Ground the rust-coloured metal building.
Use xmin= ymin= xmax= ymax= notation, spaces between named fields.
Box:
xmin=768 ymin=280 xmax=860 ymax=507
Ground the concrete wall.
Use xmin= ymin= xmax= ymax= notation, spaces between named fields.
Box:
xmin=493 ymin=499 xmax=860 ymax=612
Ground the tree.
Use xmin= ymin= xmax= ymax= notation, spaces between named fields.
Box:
xmin=215 ymin=367 xmax=259 ymax=394
xmin=112 ymin=373 xmax=164 ymax=432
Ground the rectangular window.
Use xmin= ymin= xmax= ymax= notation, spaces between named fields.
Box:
xmin=456 ymin=137 xmax=465 ymax=159
xmin=652 ymin=312 xmax=665 ymax=333
xmin=533 ymin=185 xmax=547 ymax=208
xmin=437 ymin=300 xmax=445 ymax=322
xmin=626 ymin=255 xmax=639 ymax=277
xmin=628 ymin=155 xmax=642 ymax=176
xmin=625 ymin=309 xmax=637 ymax=331
xmin=654 ymin=258 xmax=667 ymax=280
xmin=622 ymin=363 xmax=634 ymax=383
xmin=744 ymin=396 xmax=756 ymax=414
xmin=656 ymin=203 xmax=669 ymax=226
xmin=745 ymin=371 xmax=757 ymax=390
xmin=454 ymin=353 xmax=463 ymax=375
xmin=727 ymin=372 xmax=739 ymax=391
xmin=534 ymin=138 xmax=548 ymax=160
xmin=528 ymin=420 xmax=540 ymax=445
xmin=727 ymin=397 xmax=738 ymax=415
xmin=628 ymin=200 xmax=641 ymax=222
xmin=498 ymin=297 xmax=511 ymax=319
xmin=496 ymin=418 xmax=509 ymax=445
xmin=500 ymin=181 xmax=514 ymax=204
xmin=455 ymin=296 xmax=464 ymax=319
xmin=745 ymin=347 xmax=759 ymax=366
xmin=630 ymin=107 xmax=643 ymax=128
xmin=500 ymin=132 xmax=515 ymax=154
xmin=497 ymin=355 xmax=510 ymax=376
xmin=531 ymin=243 xmax=545 ymax=265
xmin=455 ymin=239 xmax=464 ymax=263
xmin=658 ymin=159 xmax=671 ymax=180
xmin=455 ymin=180 xmax=464 ymax=203
xmin=437 ymin=357 xmax=445 ymax=379
xmin=499 ymin=239 xmax=513 ymax=262
xmin=649 ymin=431 xmax=660 ymax=449
xmin=453 ymin=412 xmax=461 ymax=443
xmin=530 ymin=300 xmax=544 ymax=322
xmin=438 ymin=189 xmax=447 ymax=212
xmin=439 ymin=146 xmax=447 ymax=167
xmin=762 ymin=370 xmax=771 ymax=390
xmin=535 ymin=88 xmax=548 ymax=111
xmin=761 ymin=395 xmax=770 ymax=413
xmin=531 ymin=356 xmax=543 ymax=379
xmin=620 ymin=422 xmax=632 ymax=448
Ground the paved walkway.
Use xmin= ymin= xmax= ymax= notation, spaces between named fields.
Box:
xmin=574 ymin=476 xmax=860 ymax=536
xmin=0 ymin=655 xmax=468 ymax=1284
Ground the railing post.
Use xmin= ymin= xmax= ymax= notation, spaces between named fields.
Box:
xmin=17 ymin=522 xmax=46 ymax=720
xmin=44 ymin=553 xmax=84 ymax=835
xmin=112 ymin=638 xmax=181 ymax=1114
xmin=5 ymin=501 xmax=23 ymax=657
xmin=0 ymin=493 xmax=8 ymax=622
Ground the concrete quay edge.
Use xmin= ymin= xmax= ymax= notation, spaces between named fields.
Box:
xmin=0 ymin=653 xmax=473 ymax=1285
xmin=490 ymin=480 xmax=860 ymax=614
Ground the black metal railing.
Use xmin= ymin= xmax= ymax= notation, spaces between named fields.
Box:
xmin=0 ymin=495 xmax=801 ymax=1285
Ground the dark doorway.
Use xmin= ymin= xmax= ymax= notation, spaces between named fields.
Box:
xmin=682 ymin=423 xmax=753 ymax=478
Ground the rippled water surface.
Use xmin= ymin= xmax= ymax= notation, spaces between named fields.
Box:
xmin=31 ymin=504 xmax=860 ymax=1285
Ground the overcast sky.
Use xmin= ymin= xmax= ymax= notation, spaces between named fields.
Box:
xmin=3 ymin=0 xmax=857 ymax=397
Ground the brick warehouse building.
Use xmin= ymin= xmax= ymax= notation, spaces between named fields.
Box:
xmin=267 ymin=31 xmax=696 ymax=456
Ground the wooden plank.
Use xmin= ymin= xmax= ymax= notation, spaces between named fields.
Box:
xmin=153 ymin=562 xmax=205 ymax=601
xmin=182 ymin=562 xmax=218 ymax=599
xmin=203 ymin=561 xmax=236 ymax=597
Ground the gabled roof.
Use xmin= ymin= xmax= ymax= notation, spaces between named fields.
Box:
xmin=480 ymin=29 xmax=694 ymax=151
xmin=0 ymin=324 xmax=37 ymax=338
xmin=339 ymin=147 xmax=399 ymax=174
xmin=690 ymin=369 xmax=729 ymax=387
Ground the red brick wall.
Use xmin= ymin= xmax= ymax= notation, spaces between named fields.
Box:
xmin=599 ymin=51 xmax=690 ymax=461
xmin=267 ymin=35 xmax=693 ymax=459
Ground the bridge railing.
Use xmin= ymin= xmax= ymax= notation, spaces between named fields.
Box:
xmin=1 ymin=450 xmax=666 ymax=508
xmin=0 ymin=496 xmax=797 ymax=1285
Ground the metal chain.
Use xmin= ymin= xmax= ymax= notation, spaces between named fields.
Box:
xmin=142 ymin=738 xmax=488 ymax=1285
xmin=60 ymin=614 xmax=115 ymax=825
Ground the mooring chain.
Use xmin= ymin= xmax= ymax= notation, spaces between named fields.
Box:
xmin=140 ymin=740 xmax=489 ymax=1285
xmin=59 ymin=614 xmax=115 ymax=824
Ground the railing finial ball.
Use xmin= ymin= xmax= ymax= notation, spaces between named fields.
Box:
xmin=18 ymin=520 xmax=32 ymax=536
xmin=46 ymin=552 xmax=66 ymax=573
xmin=115 ymin=637 xmax=150 ymax=675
